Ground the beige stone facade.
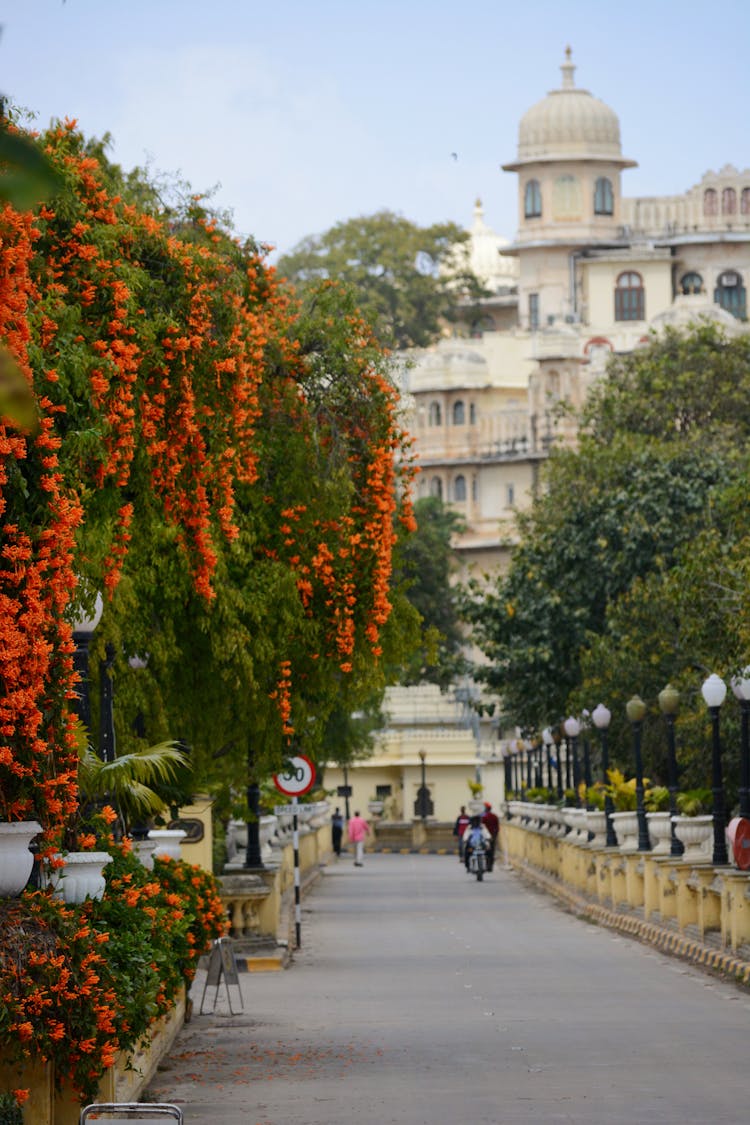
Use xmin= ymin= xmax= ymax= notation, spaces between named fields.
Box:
xmin=402 ymin=47 xmax=749 ymax=576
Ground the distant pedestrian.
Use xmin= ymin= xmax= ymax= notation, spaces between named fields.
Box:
xmin=347 ymin=810 xmax=370 ymax=867
xmin=482 ymin=802 xmax=500 ymax=871
xmin=331 ymin=807 xmax=344 ymax=856
xmin=453 ymin=805 xmax=471 ymax=861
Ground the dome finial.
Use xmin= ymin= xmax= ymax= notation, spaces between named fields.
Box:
xmin=561 ymin=45 xmax=576 ymax=89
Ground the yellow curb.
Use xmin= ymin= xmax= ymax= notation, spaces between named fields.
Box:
xmin=242 ymin=956 xmax=284 ymax=972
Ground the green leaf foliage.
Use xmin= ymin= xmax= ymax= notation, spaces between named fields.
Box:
xmin=276 ymin=210 xmax=487 ymax=349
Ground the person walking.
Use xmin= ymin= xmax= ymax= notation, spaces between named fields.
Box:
xmin=453 ymin=805 xmax=471 ymax=861
xmin=331 ymin=807 xmax=344 ymax=857
xmin=347 ymin=810 xmax=370 ymax=867
xmin=481 ymin=801 xmax=500 ymax=872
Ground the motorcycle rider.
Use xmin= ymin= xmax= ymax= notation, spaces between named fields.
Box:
xmin=462 ymin=815 xmax=492 ymax=872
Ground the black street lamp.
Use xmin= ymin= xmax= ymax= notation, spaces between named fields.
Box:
xmin=99 ymin=642 xmax=116 ymax=764
xmin=342 ymin=764 xmax=351 ymax=821
xmin=551 ymin=729 xmax=563 ymax=800
xmin=71 ymin=592 xmax=103 ymax=734
xmin=503 ymin=750 xmax=513 ymax=805
xmin=730 ymin=670 xmax=750 ymax=819
xmin=564 ymin=717 xmax=581 ymax=805
xmin=542 ymin=728 xmax=554 ymax=792
xmin=244 ymin=758 xmax=263 ymax=869
xmin=415 ymin=750 xmax=433 ymax=820
xmin=592 ymin=703 xmax=617 ymax=847
xmin=658 ymin=684 xmax=684 ymax=857
xmin=701 ymin=674 xmax=729 ymax=865
xmin=626 ymin=695 xmax=651 ymax=852
xmin=525 ymin=742 xmax=533 ymax=795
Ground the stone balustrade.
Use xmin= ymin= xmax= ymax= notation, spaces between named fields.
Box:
xmin=502 ymin=801 xmax=750 ymax=972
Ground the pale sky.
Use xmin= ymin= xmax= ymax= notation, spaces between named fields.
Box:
xmin=2 ymin=1 xmax=748 ymax=260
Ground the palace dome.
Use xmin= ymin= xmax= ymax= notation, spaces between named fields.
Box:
xmin=512 ymin=49 xmax=631 ymax=166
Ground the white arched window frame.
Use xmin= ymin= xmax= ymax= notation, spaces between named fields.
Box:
xmin=615 ymin=271 xmax=645 ymax=321
xmin=714 ymin=271 xmax=747 ymax=320
xmin=453 ymin=475 xmax=467 ymax=502
xmin=594 ymin=177 xmax=614 ymax=215
xmin=524 ymin=179 xmax=542 ymax=219
xmin=429 ymin=477 xmax=443 ymax=499
xmin=428 ymin=401 xmax=442 ymax=426
xmin=680 ymin=272 xmax=703 ymax=295
xmin=452 ymin=400 xmax=465 ymax=425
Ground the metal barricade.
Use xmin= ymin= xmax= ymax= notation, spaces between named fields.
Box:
xmin=79 ymin=1104 xmax=183 ymax=1123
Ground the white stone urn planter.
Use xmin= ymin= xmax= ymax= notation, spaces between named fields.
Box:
xmin=672 ymin=814 xmax=714 ymax=862
xmin=647 ymin=811 xmax=673 ymax=855
xmin=467 ymin=798 xmax=486 ymax=815
xmin=0 ymin=820 xmax=42 ymax=897
xmin=148 ymin=828 xmax=186 ymax=861
xmin=611 ymin=810 xmax=639 ymax=852
xmin=585 ymin=810 xmax=608 ymax=848
xmin=259 ymin=814 xmax=278 ymax=863
xmin=131 ymin=837 xmax=158 ymax=870
xmin=50 ymin=851 xmax=112 ymax=903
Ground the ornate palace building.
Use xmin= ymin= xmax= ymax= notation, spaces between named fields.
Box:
xmin=403 ymin=47 xmax=749 ymax=575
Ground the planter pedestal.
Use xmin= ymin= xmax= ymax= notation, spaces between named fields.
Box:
xmin=0 ymin=820 xmax=42 ymax=897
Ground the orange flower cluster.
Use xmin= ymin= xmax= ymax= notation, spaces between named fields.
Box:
xmin=33 ymin=122 xmax=278 ymax=600
xmin=0 ymin=203 xmax=82 ymax=830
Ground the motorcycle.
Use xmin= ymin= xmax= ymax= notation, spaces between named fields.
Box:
xmin=466 ymin=840 xmax=488 ymax=881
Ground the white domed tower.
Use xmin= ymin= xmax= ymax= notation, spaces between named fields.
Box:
xmin=502 ymin=48 xmax=636 ymax=330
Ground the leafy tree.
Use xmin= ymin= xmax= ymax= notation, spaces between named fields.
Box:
xmin=463 ymin=324 xmax=750 ymax=739
xmin=276 ymin=210 xmax=486 ymax=349
xmin=396 ymin=495 xmax=468 ymax=687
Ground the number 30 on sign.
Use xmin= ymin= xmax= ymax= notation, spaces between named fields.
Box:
xmin=273 ymin=754 xmax=315 ymax=797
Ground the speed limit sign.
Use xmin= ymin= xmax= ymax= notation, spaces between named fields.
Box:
xmin=273 ymin=754 xmax=316 ymax=797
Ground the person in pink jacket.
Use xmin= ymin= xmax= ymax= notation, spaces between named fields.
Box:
xmin=347 ymin=811 xmax=370 ymax=867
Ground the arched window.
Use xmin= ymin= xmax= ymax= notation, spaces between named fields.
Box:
xmin=469 ymin=403 xmax=477 ymax=425
xmin=722 ymin=188 xmax=737 ymax=215
xmin=452 ymin=400 xmax=465 ymax=425
xmin=429 ymin=477 xmax=443 ymax=499
xmin=680 ymin=272 xmax=703 ymax=295
xmin=524 ymin=179 xmax=542 ymax=219
xmin=594 ymin=177 xmax=614 ymax=215
xmin=615 ymin=271 xmax=645 ymax=321
xmin=741 ymin=188 xmax=750 ymax=215
xmin=428 ymin=401 xmax=442 ymax=426
xmin=714 ymin=271 xmax=747 ymax=320
xmin=453 ymin=475 xmax=467 ymax=502
xmin=704 ymin=188 xmax=718 ymax=216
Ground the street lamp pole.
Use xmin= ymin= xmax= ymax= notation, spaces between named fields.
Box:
xmin=542 ymin=728 xmax=553 ymax=793
xmin=658 ymin=684 xmax=683 ymax=857
xmin=730 ymin=670 xmax=750 ymax=819
xmin=553 ymin=730 xmax=563 ymax=800
xmin=592 ymin=703 xmax=617 ymax=847
xmin=626 ymin=695 xmax=650 ymax=851
xmin=563 ymin=717 xmax=582 ymax=805
xmin=701 ymin=674 xmax=729 ymax=865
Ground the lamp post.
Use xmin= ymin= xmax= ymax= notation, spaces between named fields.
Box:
xmin=525 ymin=741 xmax=533 ymax=796
xmin=592 ymin=703 xmax=617 ymax=847
xmin=626 ymin=695 xmax=650 ymax=851
xmin=542 ymin=728 xmax=553 ymax=793
xmin=503 ymin=748 xmax=513 ymax=805
xmin=701 ymin=674 xmax=729 ymax=865
xmin=552 ymin=729 xmax=563 ymax=800
xmin=730 ymin=669 xmax=750 ymax=819
xmin=342 ymin=764 xmax=351 ymax=821
xmin=563 ymin=717 xmax=581 ymax=805
xmin=658 ymin=684 xmax=683 ymax=856
xmin=98 ymin=642 xmax=117 ymax=763
xmin=71 ymin=591 xmax=103 ymax=733
xmin=415 ymin=750 xmax=432 ymax=821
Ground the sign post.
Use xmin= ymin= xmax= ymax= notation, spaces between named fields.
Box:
xmin=273 ymin=754 xmax=315 ymax=949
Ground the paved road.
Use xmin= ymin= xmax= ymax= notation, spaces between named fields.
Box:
xmin=148 ymin=854 xmax=749 ymax=1124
